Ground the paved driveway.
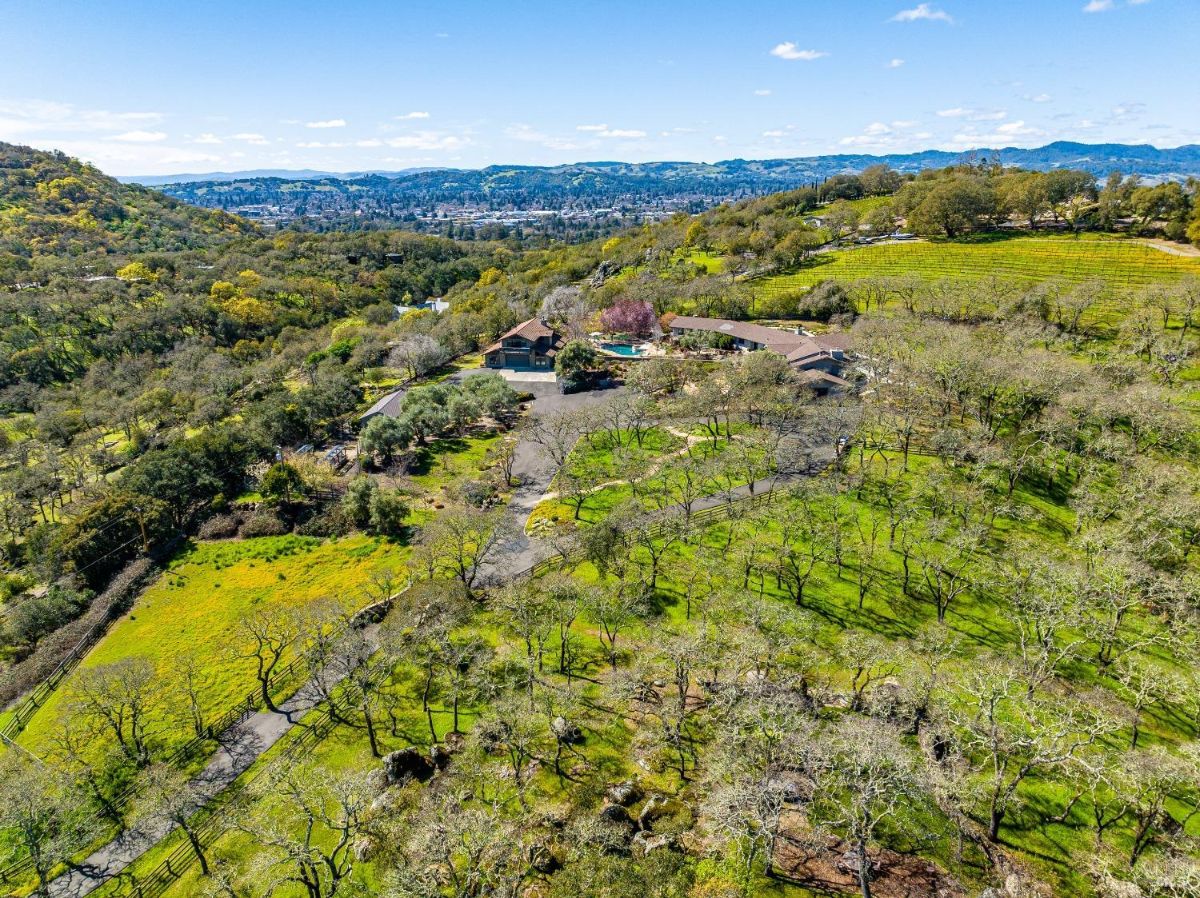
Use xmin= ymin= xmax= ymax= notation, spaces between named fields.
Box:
xmin=491 ymin=369 xmax=558 ymax=384
xmin=480 ymin=385 xmax=625 ymax=581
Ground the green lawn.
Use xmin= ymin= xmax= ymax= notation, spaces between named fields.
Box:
xmin=406 ymin=430 xmax=505 ymax=497
xmin=681 ymin=250 xmax=726 ymax=274
xmin=816 ymin=194 xmax=895 ymax=215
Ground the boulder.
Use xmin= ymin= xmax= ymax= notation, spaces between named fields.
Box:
xmin=631 ymin=831 xmax=673 ymax=856
xmin=551 ymin=716 xmax=584 ymax=745
xmin=590 ymin=260 xmax=621 ymax=288
xmin=835 ymin=847 xmax=878 ymax=876
xmin=598 ymin=803 xmax=636 ymax=833
xmin=430 ymin=744 xmax=454 ymax=771
xmin=353 ymin=836 xmax=377 ymax=862
xmin=605 ymin=780 xmax=642 ymax=807
xmin=364 ymin=767 xmax=388 ymax=795
xmin=383 ymin=747 xmax=435 ymax=785
xmin=528 ymin=843 xmax=562 ymax=874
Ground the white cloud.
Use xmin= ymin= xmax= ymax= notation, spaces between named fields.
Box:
xmin=1082 ymin=0 xmax=1151 ymax=11
xmin=770 ymin=42 xmax=829 ymax=61
xmin=43 ymin=139 xmax=220 ymax=174
xmin=1025 ymin=93 xmax=1053 ymax=103
xmin=891 ymin=3 xmax=953 ymax=22
xmin=754 ymin=89 xmax=773 ymax=96
xmin=193 ymin=133 xmax=222 ymax=144
xmin=887 ymin=58 xmax=906 ymax=68
xmin=111 ymin=130 xmax=168 ymax=143
xmin=996 ymin=120 xmax=1040 ymax=136
xmin=355 ymin=138 xmax=383 ymax=148
xmin=0 ymin=99 xmax=165 ymax=140
xmin=296 ymin=140 xmax=348 ymax=148
xmin=396 ymin=111 xmax=430 ymax=120
xmin=839 ymin=119 xmax=930 ymax=149
xmin=572 ymin=123 xmax=647 ymax=138
xmin=1112 ymin=102 xmax=1146 ymax=119
xmin=305 ymin=118 xmax=346 ymax=128
xmin=762 ymin=129 xmax=785 ymax=138
xmin=385 ymin=131 xmax=470 ymax=151
xmin=945 ymin=119 xmax=1045 ymax=149
xmin=507 ymin=124 xmax=581 ymax=151
xmin=936 ymin=107 xmax=1006 ymax=121
xmin=232 ymin=133 xmax=270 ymax=145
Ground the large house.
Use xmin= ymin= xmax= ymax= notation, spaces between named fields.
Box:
xmin=668 ymin=315 xmax=851 ymax=392
xmin=483 ymin=318 xmax=564 ymax=370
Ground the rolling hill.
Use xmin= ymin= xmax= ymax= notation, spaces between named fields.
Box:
xmin=0 ymin=142 xmax=255 ymax=259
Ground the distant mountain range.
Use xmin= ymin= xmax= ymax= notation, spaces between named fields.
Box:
xmin=137 ymin=143 xmax=1200 ymax=229
xmin=123 ymin=167 xmax=438 ymax=186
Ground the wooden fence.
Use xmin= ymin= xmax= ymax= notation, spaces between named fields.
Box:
xmin=0 ymin=629 xmax=317 ymax=887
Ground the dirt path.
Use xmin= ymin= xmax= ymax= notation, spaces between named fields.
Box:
xmin=1136 ymin=238 xmax=1200 ymax=258
xmin=478 ymin=384 xmax=627 ymax=581
xmin=537 ymin=425 xmax=740 ymax=504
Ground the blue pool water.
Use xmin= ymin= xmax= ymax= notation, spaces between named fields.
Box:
xmin=599 ymin=342 xmax=647 ymax=357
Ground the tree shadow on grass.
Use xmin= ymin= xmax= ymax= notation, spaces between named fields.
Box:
xmin=407 ymin=437 xmax=472 ymax=478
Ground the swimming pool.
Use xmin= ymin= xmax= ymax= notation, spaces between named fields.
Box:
xmin=599 ymin=342 xmax=648 ymax=357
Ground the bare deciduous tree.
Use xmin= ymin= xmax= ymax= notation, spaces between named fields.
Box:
xmin=235 ymin=607 xmax=302 ymax=714
xmin=0 ymin=755 xmax=99 ymax=898
xmin=242 ymin=769 xmax=376 ymax=898
xmin=71 ymin=657 xmax=160 ymax=766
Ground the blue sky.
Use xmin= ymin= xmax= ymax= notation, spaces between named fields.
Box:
xmin=0 ymin=0 xmax=1195 ymax=175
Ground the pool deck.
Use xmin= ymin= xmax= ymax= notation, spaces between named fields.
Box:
xmin=595 ymin=341 xmax=660 ymax=359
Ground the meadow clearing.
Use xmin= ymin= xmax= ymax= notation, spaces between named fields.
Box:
xmin=14 ymin=534 xmax=409 ymax=764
